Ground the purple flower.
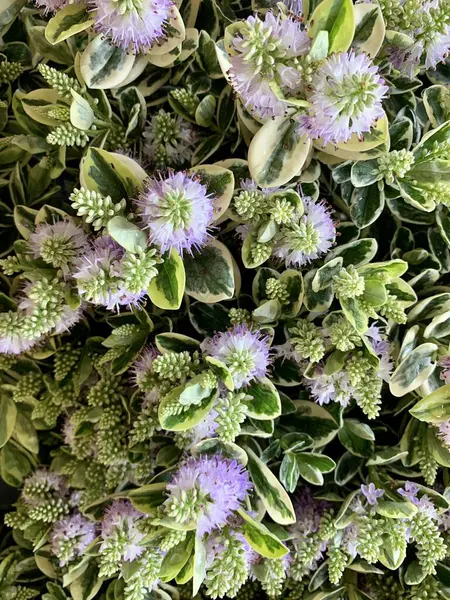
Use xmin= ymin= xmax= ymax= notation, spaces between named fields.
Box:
xmin=90 ymin=0 xmax=174 ymax=54
xmin=388 ymin=43 xmax=423 ymax=79
xmin=101 ymin=501 xmax=145 ymax=562
xmin=304 ymin=367 xmax=353 ymax=407
xmin=133 ymin=346 xmax=160 ymax=386
xmin=426 ymin=27 xmax=450 ymax=70
xmin=166 ymin=455 xmax=252 ymax=535
xmin=51 ymin=513 xmax=96 ymax=566
xmin=439 ymin=355 xmax=450 ymax=384
xmin=291 ymin=488 xmax=330 ymax=537
xmin=298 ymin=51 xmax=388 ymax=145
xmin=366 ymin=325 xmax=393 ymax=382
xmin=136 ymin=172 xmax=214 ymax=255
xmin=398 ymin=481 xmax=420 ymax=504
xmin=282 ymin=0 xmax=303 ymax=14
xmin=29 ymin=221 xmax=88 ymax=277
xmin=34 ymin=0 xmax=67 ymax=13
xmin=438 ymin=420 xmax=450 ymax=449
xmin=273 ymin=198 xmax=336 ymax=267
xmin=143 ymin=109 xmax=199 ymax=168
xmin=201 ymin=325 xmax=271 ymax=389
xmin=73 ymin=236 xmax=144 ymax=309
xmin=184 ymin=409 xmax=219 ymax=447
xmin=229 ymin=12 xmax=310 ymax=120
xmin=361 ymin=483 xmax=384 ymax=506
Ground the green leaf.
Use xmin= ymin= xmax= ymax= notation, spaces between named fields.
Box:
xmin=127 ymin=482 xmax=167 ymax=513
xmin=252 ymin=299 xmax=281 ymax=324
xmin=107 ymin=216 xmax=147 ymax=253
xmin=404 ymin=561 xmax=426 ymax=586
xmin=366 ymin=447 xmax=408 ymax=466
xmin=148 ymin=249 xmax=185 ymax=310
xmin=376 ymin=500 xmax=417 ymax=519
xmin=245 ymin=378 xmax=281 ymax=420
xmin=303 ymin=269 xmax=334 ymax=313
xmin=189 ymin=164 xmax=234 ymax=223
xmin=350 ymin=182 xmax=385 ymax=228
xmin=160 ymin=535 xmax=194 ymax=582
xmin=13 ymin=411 xmax=38 ymax=454
xmin=245 ymin=447 xmax=295 ymax=525
xmin=351 ymin=3 xmax=385 ymax=57
xmin=340 ymin=296 xmax=369 ymax=333
xmin=184 ymin=240 xmax=235 ymax=302
xmin=70 ymin=90 xmax=94 ymax=131
xmin=338 ymin=419 xmax=375 ymax=457
xmin=334 ymin=452 xmax=364 ymax=486
xmin=190 ymin=438 xmax=248 ymax=466
xmin=325 ymin=238 xmax=378 ymax=268
xmin=0 ymin=441 xmax=31 ymax=487
xmin=291 ymin=400 xmax=340 ymax=446
xmin=158 ymin=383 xmax=218 ymax=431
xmin=69 ymin=562 xmax=104 ymax=600
xmin=80 ymin=34 xmax=135 ymax=90
xmin=195 ymin=95 xmax=216 ymax=127
xmin=248 ymin=116 xmax=311 ymax=188
xmin=80 ymin=147 xmax=144 ymax=203
xmin=155 ymin=333 xmax=200 ymax=354
xmin=204 ymin=356 xmax=234 ymax=391
xmin=408 ymin=292 xmax=450 ymax=323
xmin=409 ymin=384 xmax=450 ymax=423
xmin=389 ymin=343 xmax=438 ymax=397
xmin=13 ymin=205 xmax=38 ymax=240
xmin=237 ymin=509 xmax=289 ymax=559
xmin=0 ymin=397 xmax=17 ymax=448
xmin=193 ymin=535 xmax=206 ymax=596
xmin=45 ymin=3 xmax=94 ymax=45
xmin=189 ymin=302 xmax=230 ymax=336
xmin=312 ymin=257 xmax=343 ymax=292
xmin=280 ymin=452 xmax=300 ymax=493
xmin=296 ymin=453 xmax=335 ymax=485
xmin=308 ymin=0 xmax=355 ymax=53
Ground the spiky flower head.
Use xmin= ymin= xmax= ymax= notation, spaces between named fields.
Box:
xmin=165 ymin=455 xmax=252 ymax=535
xmin=333 ymin=265 xmax=365 ymax=300
xmin=120 ymin=249 xmax=160 ymax=294
xmin=73 ymin=236 xmax=143 ymax=309
xmin=100 ymin=501 xmax=145 ymax=562
xmin=0 ymin=61 xmax=24 ymax=84
xmin=51 ymin=513 xmax=96 ymax=566
xmin=70 ymin=187 xmax=126 ymax=231
xmin=201 ymin=325 xmax=271 ymax=389
xmin=0 ymin=311 xmax=36 ymax=355
xmin=90 ymin=0 xmax=174 ymax=53
xmin=46 ymin=123 xmax=89 ymax=147
xmin=22 ymin=470 xmax=69 ymax=523
xmin=229 ymin=11 xmax=310 ymax=119
xmin=136 ymin=172 xmax=214 ymax=255
xmin=143 ymin=109 xmax=198 ymax=168
xmin=299 ymin=51 xmax=388 ymax=145
xmin=29 ymin=221 xmax=88 ymax=276
xmin=377 ymin=149 xmax=415 ymax=184
xmin=273 ymin=199 xmax=336 ymax=267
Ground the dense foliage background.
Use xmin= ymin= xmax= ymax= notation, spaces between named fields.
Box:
xmin=1 ymin=0 xmax=450 ymax=599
